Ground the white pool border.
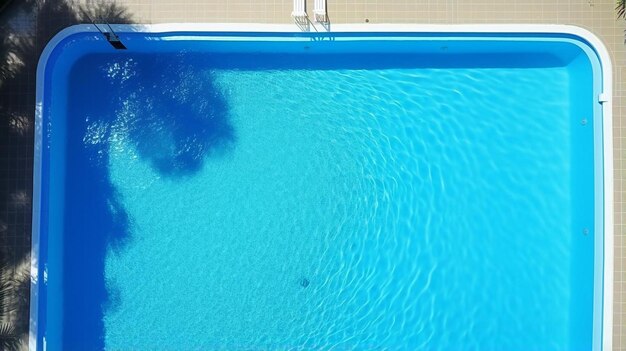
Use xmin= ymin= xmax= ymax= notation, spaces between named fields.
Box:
xmin=31 ymin=23 xmax=613 ymax=351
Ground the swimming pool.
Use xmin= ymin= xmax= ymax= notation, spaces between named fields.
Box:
xmin=31 ymin=24 xmax=613 ymax=350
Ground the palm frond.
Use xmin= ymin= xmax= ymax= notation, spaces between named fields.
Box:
xmin=0 ymin=281 xmax=13 ymax=314
xmin=0 ymin=258 xmax=15 ymax=316
xmin=617 ymin=0 xmax=626 ymax=19
xmin=0 ymin=323 xmax=19 ymax=351
xmin=11 ymin=265 xmax=29 ymax=308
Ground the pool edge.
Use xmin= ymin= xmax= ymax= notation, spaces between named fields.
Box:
xmin=31 ymin=23 xmax=614 ymax=351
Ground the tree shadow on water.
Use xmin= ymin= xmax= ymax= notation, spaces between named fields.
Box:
xmin=0 ymin=1 xmax=234 ymax=350
xmin=103 ymin=53 xmax=234 ymax=176
xmin=63 ymin=49 xmax=233 ymax=350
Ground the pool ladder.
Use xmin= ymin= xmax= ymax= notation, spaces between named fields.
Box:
xmin=91 ymin=18 xmax=127 ymax=50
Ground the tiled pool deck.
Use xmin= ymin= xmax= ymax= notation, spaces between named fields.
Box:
xmin=0 ymin=0 xmax=624 ymax=349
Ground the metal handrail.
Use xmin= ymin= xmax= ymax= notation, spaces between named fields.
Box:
xmin=88 ymin=15 xmax=127 ymax=49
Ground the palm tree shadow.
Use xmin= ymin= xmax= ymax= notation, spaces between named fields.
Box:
xmin=62 ymin=46 xmax=233 ymax=351
xmin=0 ymin=0 xmax=234 ymax=349
xmin=101 ymin=52 xmax=234 ymax=177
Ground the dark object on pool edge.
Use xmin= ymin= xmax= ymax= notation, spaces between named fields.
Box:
xmin=299 ymin=278 xmax=310 ymax=288
xmin=104 ymin=32 xmax=127 ymax=50
xmin=90 ymin=19 xmax=127 ymax=50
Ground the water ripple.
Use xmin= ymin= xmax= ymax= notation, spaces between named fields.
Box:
xmin=96 ymin=58 xmax=581 ymax=350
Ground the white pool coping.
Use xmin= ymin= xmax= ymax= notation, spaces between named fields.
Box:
xmin=31 ymin=23 xmax=613 ymax=351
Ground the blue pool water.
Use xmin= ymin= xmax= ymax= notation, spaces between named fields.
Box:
xmin=36 ymin=32 xmax=602 ymax=350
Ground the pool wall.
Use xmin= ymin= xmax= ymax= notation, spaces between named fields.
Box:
xmin=31 ymin=23 xmax=613 ymax=351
